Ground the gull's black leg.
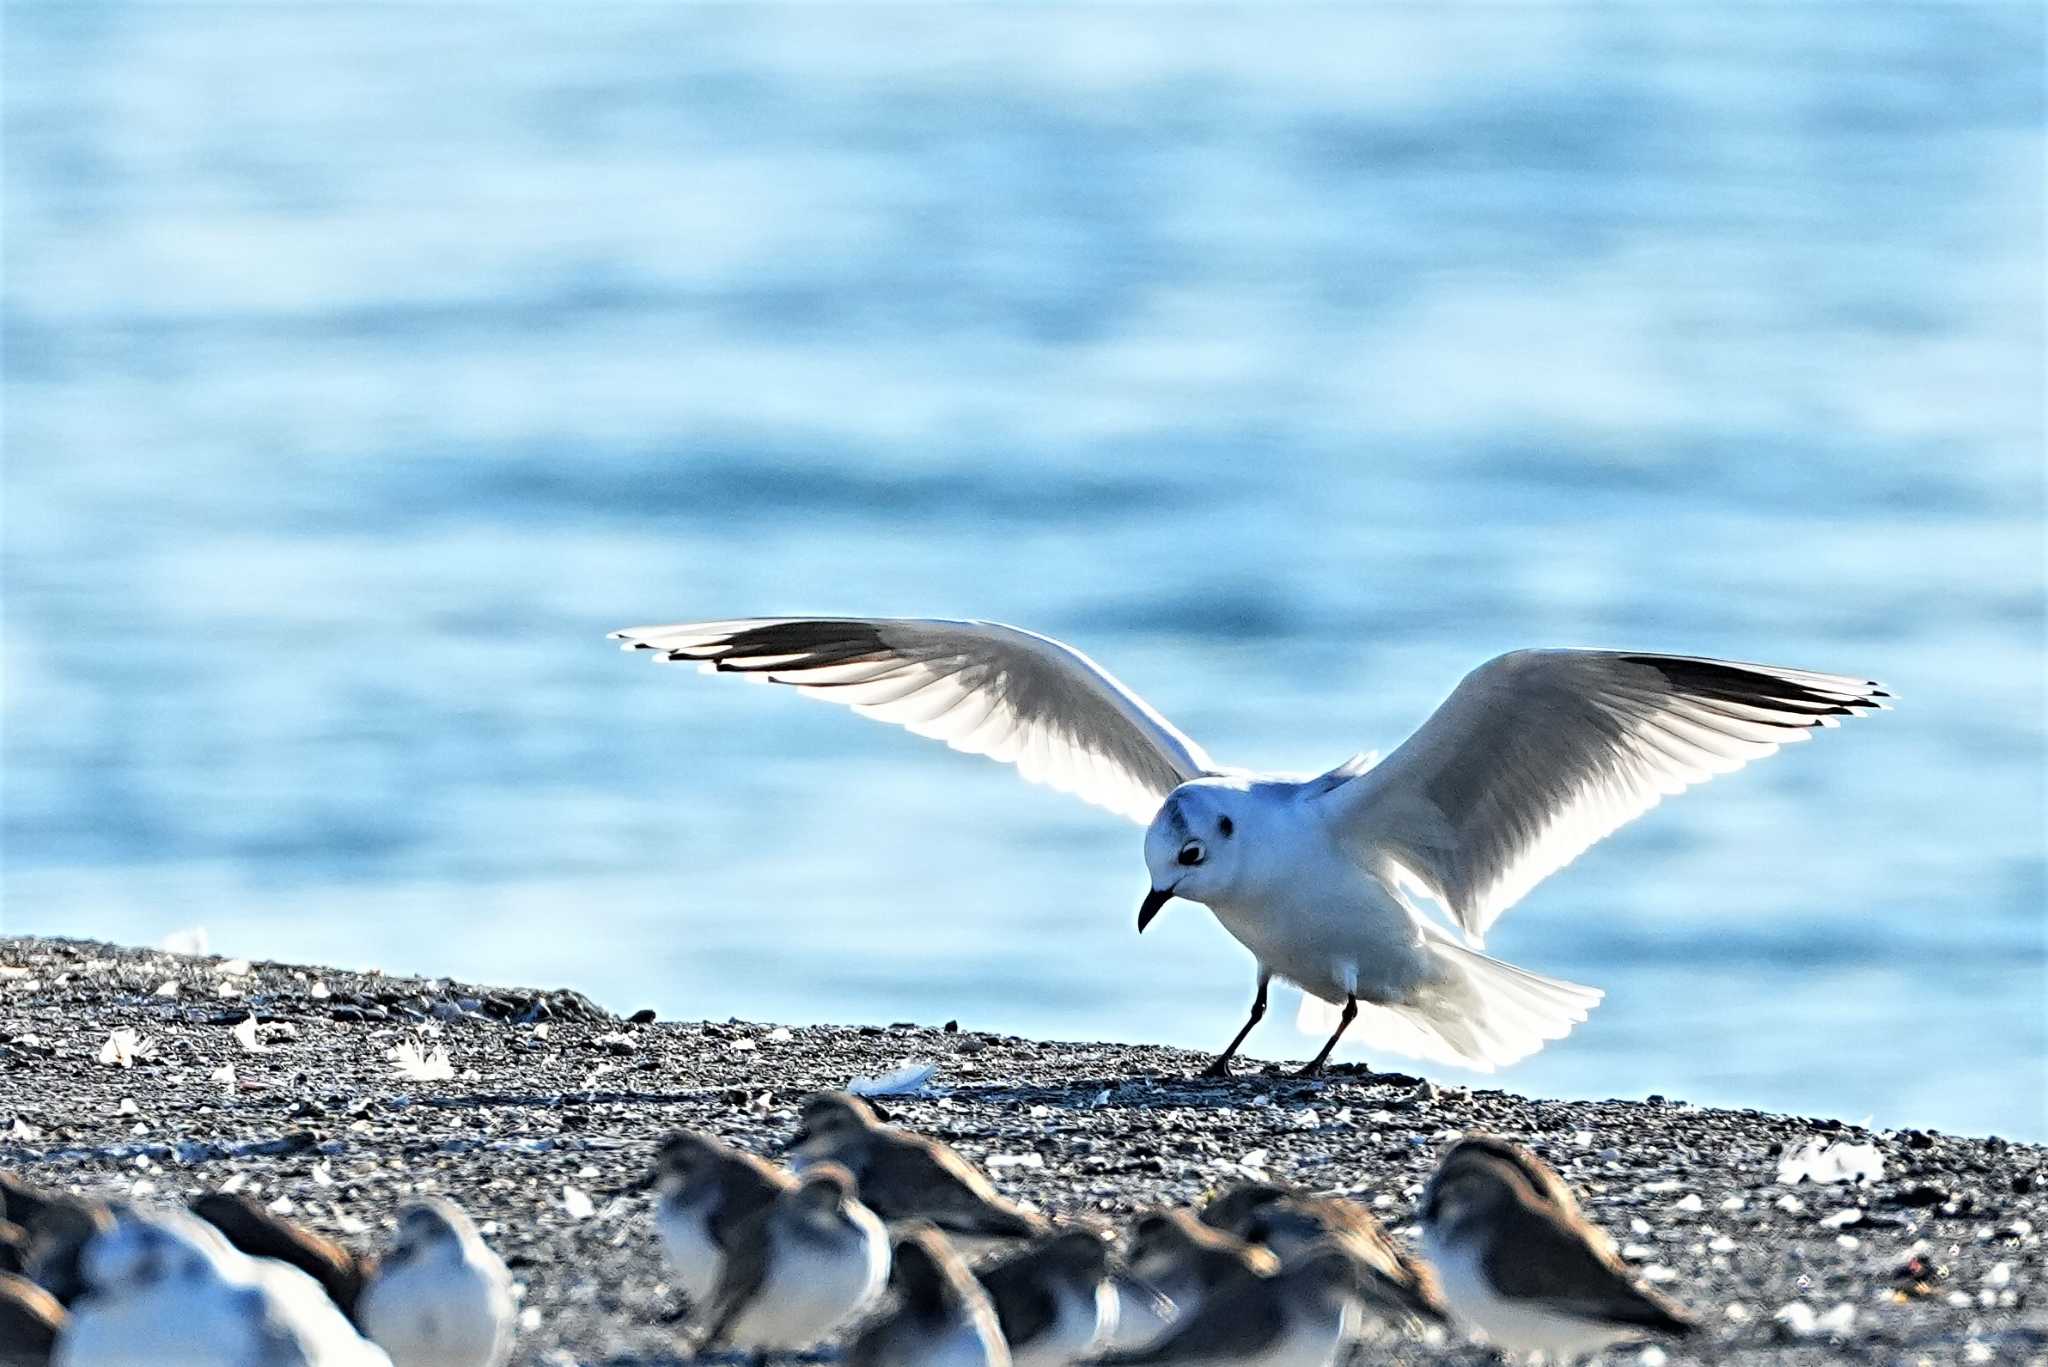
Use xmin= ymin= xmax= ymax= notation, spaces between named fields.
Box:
xmin=1296 ymin=994 xmax=1358 ymax=1076
xmin=1202 ymin=972 xmax=1271 ymax=1078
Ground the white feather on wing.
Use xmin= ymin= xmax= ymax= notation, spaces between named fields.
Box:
xmin=1324 ymin=649 xmax=1890 ymax=943
xmin=611 ymin=617 xmax=1215 ymax=824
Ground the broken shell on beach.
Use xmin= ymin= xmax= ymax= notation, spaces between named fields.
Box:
xmin=1 ymin=938 xmax=2041 ymax=1365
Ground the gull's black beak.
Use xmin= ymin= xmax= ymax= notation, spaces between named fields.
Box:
xmin=1138 ymin=886 xmax=1173 ymax=933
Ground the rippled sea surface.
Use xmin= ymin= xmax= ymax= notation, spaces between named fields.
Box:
xmin=6 ymin=6 xmax=2043 ymax=1137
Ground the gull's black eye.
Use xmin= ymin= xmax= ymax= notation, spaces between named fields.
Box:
xmin=1178 ymin=840 xmax=1205 ymax=867
xmin=1218 ymin=816 xmax=1234 ymax=838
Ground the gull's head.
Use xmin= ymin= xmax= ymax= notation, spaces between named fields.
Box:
xmin=1139 ymin=780 xmax=1250 ymax=928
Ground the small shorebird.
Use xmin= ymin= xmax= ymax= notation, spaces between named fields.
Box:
xmin=54 ymin=1208 xmax=388 ymax=1366
xmin=193 ymin=1192 xmax=512 ymax=1367
xmin=353 ymin=1200 xmax=514 ymax=1367
xmin=1125 ymin=1209 xmax=1273 ymax=1325
xmin=650 ymin=1130 xmax=794 ymax=1309
xmin=693 ymin=1163 xmax=890 ymax=1358
xmin=974 ymin=1228 xmax=1120 ymax=1366
xmin=1198 ymin=1184 xmax=1445 ymax=1330
xmin=1089 ymin=1240 xmax=1365 ymax=1367
xmin=788 ymin=1093 xmax=1045 ymax=1243
xmin=848 ymin=1225 xmax=1010 ymax=1367
xmin=1420 ymin=1136 xmax=1695 ymax=1359
xmin=614 ymin=618 xmax=1884 ymax=1075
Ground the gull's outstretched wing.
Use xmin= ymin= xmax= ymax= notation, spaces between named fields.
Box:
xmin=610 ymin=618 xmax=1214 ymax=824
xmin=1327 ymin=650 xmax=1889 ymax=942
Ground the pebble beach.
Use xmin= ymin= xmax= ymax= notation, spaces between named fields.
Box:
xmin=1 ymin=936 xmax=2040 ymax=1365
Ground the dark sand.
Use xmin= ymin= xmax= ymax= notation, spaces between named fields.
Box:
xmin=1 ymin=937 xmax=2040 ymax=1365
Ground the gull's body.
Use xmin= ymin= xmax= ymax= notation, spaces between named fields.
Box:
xmin=614 ymin=618 xmax=1886 ymax=1073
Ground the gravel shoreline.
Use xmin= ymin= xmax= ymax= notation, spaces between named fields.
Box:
xmin=1 ymin=936 xmax=2040 ymax=1365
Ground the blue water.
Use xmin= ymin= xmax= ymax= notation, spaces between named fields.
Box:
xmin=4 ymin=6 xmax=2043 ymax=1140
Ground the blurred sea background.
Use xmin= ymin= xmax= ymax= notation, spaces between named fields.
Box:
xmin=5 ymin=6 xmax=2043 ymax=1139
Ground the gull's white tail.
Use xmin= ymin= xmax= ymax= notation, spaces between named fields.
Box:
xmin=1298 ymin=934 xmax=1602 ymax=1073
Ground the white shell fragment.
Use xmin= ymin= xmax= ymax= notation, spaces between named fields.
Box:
xmin=97 ymin=1028 xmax=155 ymax=1068
xmin=387 ymin=1035 xmax=455 ymax=1082
xmin=233 ymin=1015 xmax=270 ymax=1053
xmin=848 ymin=1060 xmax=939 ymax=1097
xmin=1777 ymin=1138 xmax=1884 ymax=1186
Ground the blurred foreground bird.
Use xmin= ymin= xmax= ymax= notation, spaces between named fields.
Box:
xmin=693 ymin=1163 xmax=890 ymax=1358
xmin=651 ymin=1130 xmax=794 ymax=1310
xmin=53 ymin=1207 xmax=388 ymax=1366
xmin=789 ymin=1094 xmax=1045 ymax=1244
xmin=848 ymin=1225 xmax=1009 ymax=1367
xmin=1124 ymin=1209 xmax=1272 ymax=1330
xmin=0 ymin=1179 xmax=112 ymax=1312
xmin=190 ymin=1193 xmax=371 ymax=1319
xmin=0 ymin=1272 xmax=64 ymax=1367
xmin=353 ymin=1200 xmax=514 ymax=1367
xmin=1089 ymin=1241 xmax=1365 ymax=1367
xmin=194 ymin=1190 xmax=512 ymax=1367
xmin=1420 ymin=1137 xmax=1695 ymax=1359
xmin=974 ymin=1229 xmax=1119 ymax=1366
xmin=1199 ymin=1183 xmax=1446 ymax=1331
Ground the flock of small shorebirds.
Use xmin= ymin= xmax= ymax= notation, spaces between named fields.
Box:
xmin=0 ymin=1089 xmax=1698 ymax=1367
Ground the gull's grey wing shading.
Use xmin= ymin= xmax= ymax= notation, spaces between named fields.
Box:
xmin=610 ymin=617 xmax=1215 ymax=824
xmin=1327 ymin=650 xmax=1888 ymax=942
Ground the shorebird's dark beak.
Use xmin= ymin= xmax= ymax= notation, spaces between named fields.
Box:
xmin=1137 ymin=886 xmax=1173 ymax=933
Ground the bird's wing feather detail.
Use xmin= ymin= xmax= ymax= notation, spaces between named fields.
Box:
xmin=1327 ymin=650 xmax=1887 ymax=942
xmin=612 ymin=617 xmax=1215 ymax=824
